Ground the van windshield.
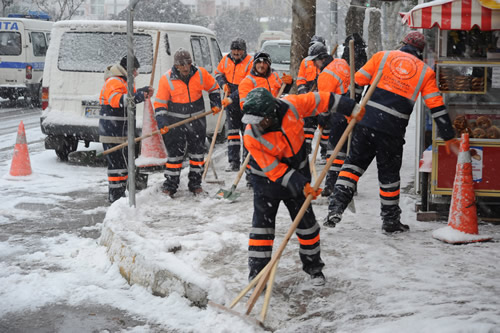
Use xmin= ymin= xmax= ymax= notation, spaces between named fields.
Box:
xmin=58 ymin=32 xmax=152 ymax=73
xmin=262 ymin=43 xmax=290 ymax=65
xmin=0 ymin=31 xmax=22 ymax=56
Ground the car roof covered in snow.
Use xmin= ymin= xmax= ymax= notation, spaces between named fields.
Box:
xmin=53 ymin=20 xmax=215 ymax=36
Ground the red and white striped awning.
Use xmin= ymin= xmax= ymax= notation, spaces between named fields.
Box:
xmin=401 ymin=0 xmax=500 ymax=30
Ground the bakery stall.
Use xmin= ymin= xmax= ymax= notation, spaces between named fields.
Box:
xmin=401 ymin=0 xmax=500 ymax=220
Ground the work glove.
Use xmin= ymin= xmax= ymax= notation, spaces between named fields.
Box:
xmin=211 ymin=106 xmax=221 ymax=115
xmin=281 ymin=73 xmax=293 ymax=85
xmin=303 ymin=183 xmax=322 ymax=200
xmin=350 ymin=103 xmax=366 ymax=122
xmin=445 ymin=138 xmax=460 ymax=155
xmin=160 ymin=126 xmax=169 ymax=135
xmin=134 ymin=86 xmax=152 ymax=103
xmin=222 ymin=97 xmax=233 ymax=108
xmin=223 ymin=84 xmax=231 ymax=95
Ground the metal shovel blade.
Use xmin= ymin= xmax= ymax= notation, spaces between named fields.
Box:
xmin=215 ymin=185 xmax=240 ymax=201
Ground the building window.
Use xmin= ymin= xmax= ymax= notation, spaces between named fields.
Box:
xmin=91 ymin=0 xmax=105 ymax=16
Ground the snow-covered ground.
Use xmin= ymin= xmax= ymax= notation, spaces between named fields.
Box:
xmin=1 ymin=112 xmax=499 ymax=332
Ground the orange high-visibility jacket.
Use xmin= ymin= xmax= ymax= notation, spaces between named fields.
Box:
xmin=215 ymin=53 xmax=253 ymax=86
xmin=214 ymin=53 xmax=253 ymax=105
xmin=355 ymin=50 xmax=454 ymax=140
xmin=154 ymin=66 xmax=219 ymax=119
xmin=296 ymin=58 xmax=319 ymax=93
xmin=317 ymin=58 xmax=350 ymax=95
xmin=99 ymin=70 xmax=136 ymax=143
xmin=239 ymin=71 xmax=283 ymax=109
xmin=243 ymin=91 xmax=353 ymax=193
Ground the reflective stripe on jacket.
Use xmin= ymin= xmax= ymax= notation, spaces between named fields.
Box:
xmin=243 ymin=92 xmax=332 ymax=193
xmin=355 ymin=50 xmax=454 ymax=140
xmin=318 ymin=58 xmax=350 ymax=95
xmin=239 ymin=71 xmax=283 ymax=109
xmin=99 ymin=74 xmax=134 ymax=143
xmin=154 ymin=66 xmax=219 ymax=119
xmin=296 ymin=58 xmax=319 ymax=93
xmin=215 ymin=53 xmax=253 ymax=106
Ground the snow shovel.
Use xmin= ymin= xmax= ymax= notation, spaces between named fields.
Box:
xmin=99 ymin=109 xmax=216 ymax=156
xmin=211 ymin=71 xmax=383 ymax=325
xmin=215 ymin=153 xmax=251 ymax=201
xmin=202 ymin=90 xmax=229 ymax=182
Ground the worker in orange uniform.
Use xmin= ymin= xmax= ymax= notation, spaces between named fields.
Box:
xmin=238 ymin=52 xmax=293 ymax=108
xmin=242 ymin=88 xmax=365 ymax=286
xmin=99 ymin=55 xmax=153 ymax=203
xmin=215 ymin=38 xmax=253 ymax=172
xmin=297 ymin=35 xmax=328 ymax=156
xmin=324 ymin=31 xmax=459 ymax=233
xmin=238 ymin=51 xmax=293 ymax=188
xmin=154 ymin=48 xmax=221 ymax=197
xmin=306 ymin=41 xmax=351 ymax=197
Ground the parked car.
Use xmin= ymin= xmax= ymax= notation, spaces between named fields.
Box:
xmin=0 ymin=15 xmax=53 ymax=105
xmin=40 ymin=20 xmax=225 ymax=160
xmin=257 ymin=30 xmax=290 ymax=50
xmin=261 ymin=39 xmax=291 ymax=76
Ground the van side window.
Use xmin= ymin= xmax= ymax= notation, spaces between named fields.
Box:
xmin=210 ymin=38 xmax=222 ymax=65
xmin=191 ymin=36 xmax=212 ymax=72
xmin=0 ymin=31 xmax=22 ymax=56
xmin=164 ymin=33 xmax=170 ymax=55
xmin=32 ymin=32 xmax=48 ymax=57
xmin=58 ymin=32 xmax=153 ymax=73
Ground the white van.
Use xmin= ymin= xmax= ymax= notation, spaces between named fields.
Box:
xmin=261 ymin=39 xmax=291 ymax=76
xmin=0 ymin=16 xmax=53 ymax=104
xmin=256 ymin=30 xmax=290 ymax=51
xmin=41 ymin=20 xmax=225 ymax=160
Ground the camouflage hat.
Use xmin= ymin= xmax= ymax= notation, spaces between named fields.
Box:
xmin=174 ymin=48 xmax=192 ymax=66
xmin=242 ymin=88 xmax=276 ymax=124
xmin=402 ymin=31 xmax=426 ymax=52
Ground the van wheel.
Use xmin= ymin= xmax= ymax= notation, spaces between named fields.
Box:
xmin=55 ymin=137 xmax=78 ymax=161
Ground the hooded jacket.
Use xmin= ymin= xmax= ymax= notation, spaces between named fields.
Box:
xmin=98 ymin=64 xmax=136 ymax=143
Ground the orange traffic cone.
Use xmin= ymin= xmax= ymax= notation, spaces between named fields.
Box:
xmin=135 ymin=98 xmax=168 ymax=168
xmin=9 ymin=121 xmax=32 ymax=177
xmin=433 ymin=133 xmax=492 ymax=244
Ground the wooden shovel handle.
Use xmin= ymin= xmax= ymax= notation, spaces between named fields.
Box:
xmin=202 ymin=90 xmax=229 ymax=180
xmin=232 ymin=153 xmax=251 ymax=187
xmin=150 ymin=31 xmax=161 ymax=87
xmin=310 ymin=127 xmax=324 ymax=182
xmin=100 ymin=110 xmax=213 ymax=156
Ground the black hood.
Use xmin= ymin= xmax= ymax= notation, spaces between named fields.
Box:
xmin=400 ymin=44 xmax=423 ymax=60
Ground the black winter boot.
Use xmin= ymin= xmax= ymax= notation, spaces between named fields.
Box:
xmin=382 ymin=220 xmax=410 ymax=233
xmin=323 ymin=212 xmax=342 ymax=228
xmin=310 ymin=272 xmax=326 ymax=286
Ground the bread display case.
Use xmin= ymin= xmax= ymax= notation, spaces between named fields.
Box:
xmin=432 ymin=42 xmax=500 ymax=196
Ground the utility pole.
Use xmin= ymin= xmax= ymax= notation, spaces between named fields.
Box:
xmin=127 ymin=0 xmax=140 ymax=207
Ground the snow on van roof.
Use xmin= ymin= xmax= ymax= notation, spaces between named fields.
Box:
xmin=53 ymin=20 xmax=215 ymax=35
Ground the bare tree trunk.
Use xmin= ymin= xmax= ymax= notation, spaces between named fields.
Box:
xmin=290 ymin=0 xmax=316 ymax=93
xmin=366 ymin=9 xmax=382 ymax=58
xmin=345 ymin=0 xmax=365 ymax=38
